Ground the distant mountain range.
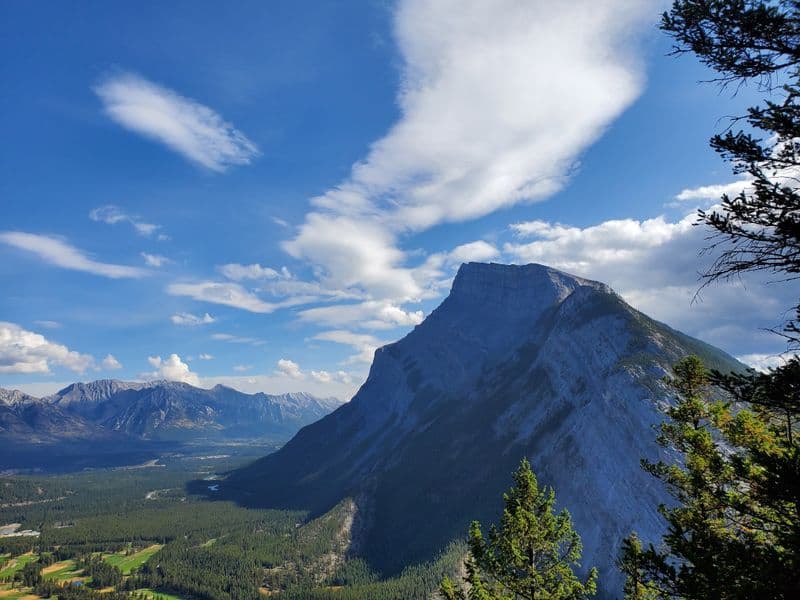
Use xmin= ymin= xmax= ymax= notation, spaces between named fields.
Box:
xmin=0 ymin=380 xmax=342 ymax=444
xmin=220 ymin=262 xmax=744 ymax=598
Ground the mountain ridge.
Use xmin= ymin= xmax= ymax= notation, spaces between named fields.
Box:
xmin=220 ymin=262 xmax=744 ymax=598
xmin=0 ymin=379 xmax=342 ymax=444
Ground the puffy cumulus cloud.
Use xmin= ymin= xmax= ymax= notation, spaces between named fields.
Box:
xmin=0 ymin=322 xmax=94 ymax=374
xmin=276 ymin=358 xmax=305 ymax=380
xmin=90 ymin=205 xmax=162 ymax=237
xmin=141 ymin=252 xmax=170 ymax=267
xmin=310 ymin=370 xmax=332 ymax=383
xmin=0 ymin=232 xmax=148 ymax=279
xmin=282 ymin=0 xmax=651 ymax=303
xmin=144 ymin=354 xmax=199 ymax=386
xmin=218 ymin=263 xmax=289 ymax=281
xmin=166 ymin=281 xmax=296 ymax=313
xmin=445 ymin=241 xmax=501 ymax=265
xmin=674 ymin=178 xmax=752 ymax=203
xmin=312 ymin=330 xmax=384 ymax=364
xmin=311 ymin=370 xmax=354 ymax=385
xmin=503 ymin=210 xmax=797 ymax=355
xmin=170 ymin=312 xmax=216 ymax=326
xmin=95 ymin=72 xmax=259 ymax=172
xmin=298 ymin=300 xmax=424 ymax=331
xmin=737 ymin=353 xmax=798 ymax=373
xmin=101 ymin=354 xmax=122 ymax=370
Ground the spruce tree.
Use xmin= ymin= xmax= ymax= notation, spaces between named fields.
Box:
xmin=441 ymin=458 xmax=597 ymax=600
xmin=660 ymin=0 xmax=800 ymax=343
xmin=619 ymin=356 xmax=800 ymax=598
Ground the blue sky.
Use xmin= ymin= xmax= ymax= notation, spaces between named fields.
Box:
xmin=1 ymin=0 xmax=792 ymax=399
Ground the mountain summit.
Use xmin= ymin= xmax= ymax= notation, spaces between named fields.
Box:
xmin=222 ymin=262 xmax=742 ymax=597
xmin=0 ymin=379 xmax=341 ymax=444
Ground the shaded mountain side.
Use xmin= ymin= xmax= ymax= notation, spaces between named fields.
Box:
xmin=219 ymin=263 xmax=744 ymax=598
xmin=0 ymin=380 xmax=342 ymax=445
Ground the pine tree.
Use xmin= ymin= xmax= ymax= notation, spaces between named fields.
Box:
xmin=618 ymin=355 xmax=800 ymax=599
xmin=660 ymin=0 xmax=800 ymax=343
xmin=441 ymin=458 xmax=597 ymax=600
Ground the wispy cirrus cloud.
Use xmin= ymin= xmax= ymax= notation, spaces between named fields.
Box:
xmin=312 ymin=330 xmax=384 ymax=364
xmin=141 ymin=252 xmax=171 ymax=267
xmin=170 ymin=312 xmax=216 ymax=326
xmin=218 ymin=263 xmax=288 ymax=281
xmin=210 ymin=333 xmax=266 ymax=346
xmin=94 ymin=72 xmax=259 ymax=172
xmin=167 ymin=280 xmax=316 ymax=314
xmin=298 ymin=301 xmax=424 ymax=331
xmin=281 ymin=0 xmax=652 ymax=303
xmin=0 ymin=231 xmax=148 ymax=279
xmin=89 ymin=205 xmax=163 ymax=238
xmin=167 ymin=281 xmax=278 ymax=313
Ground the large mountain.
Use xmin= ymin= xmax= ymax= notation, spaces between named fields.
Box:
xmin=221 ymin=262 xmax=743 ymax=597
xmin=0 ymin=380 xmax=342 ymax=443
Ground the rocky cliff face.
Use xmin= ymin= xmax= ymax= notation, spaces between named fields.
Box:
xmin=223 ymin=262 xmax=743 ymax=598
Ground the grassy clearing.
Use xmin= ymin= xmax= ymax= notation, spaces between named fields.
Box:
xmin=41 ymin=559 xmax=84 ymax=582
xmin=0 ymin=553 xmax=37 ymax=579
xmin=0 ymin=583 xmax=39 ymax=600
xmin=133 ymin=589 xmax=183 ymax=600
xmin=103 ymin=544 xmax=162 ymax=575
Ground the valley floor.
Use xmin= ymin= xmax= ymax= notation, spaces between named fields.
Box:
xmin=0 ymin=449 xmax=463 ymax=600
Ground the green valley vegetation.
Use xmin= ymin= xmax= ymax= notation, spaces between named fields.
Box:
xmin=441 ymin=458 xmax=597 ymax=600
xmin=0 ymin=455 xmax=467 ymax=600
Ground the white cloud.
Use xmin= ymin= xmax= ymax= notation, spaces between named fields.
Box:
xmin=101 ymin=354 xmax=123 ymax=370
xmin=282 ymin=0 xmax=651 ymax=303
xmin=0 ymin=232 xmax=148 ymax=279
xmin=95 ymin=72 xmax=259 ymax=172
xmin=90 ymin=205 xmax=162 ymax=237
xmin=34 ymin=320 xmax=61 ymax=329
xmin=312 ymin=330 xmax=384 ymax=364
xmin=210 ymin=333 xmax=266 ymax=346
xmin=283 ymin=214 xmax=420 ymax=301
xmin=445 ymin=241 xmax=501 ymax=265
xmin=233 ymin=365 xmax=252 ymax=372
xmin=310 ymin=370 xmax=332 ymax=383
xmin=276 ymin=358 xmax=305 ymax=380
xmin=737 ymin=353 xmax=798 ymax=373
xmin=503 ymin=209 xmax=797 ymax=355
xmin=218 ymin=263 xmax=286 ymax=281
xmin=198 ymin=353 xmax=214 ymax=360
xmin=144 ymin=353 xmax=199 ymax=385
xmin=298 ymin=300 xmax=424 ymax=330
xmin=141 ymin=252 xmax=170 ymax=267
xmin=674 ymin=179 xmax=753 ymax=202
xmin=167 ymin=281 xmax=286 ymax=313
xmin=170 ymin=312 xmax=216 ymax=326
xmin=0 ymin=322 xmax=94 ymax=374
